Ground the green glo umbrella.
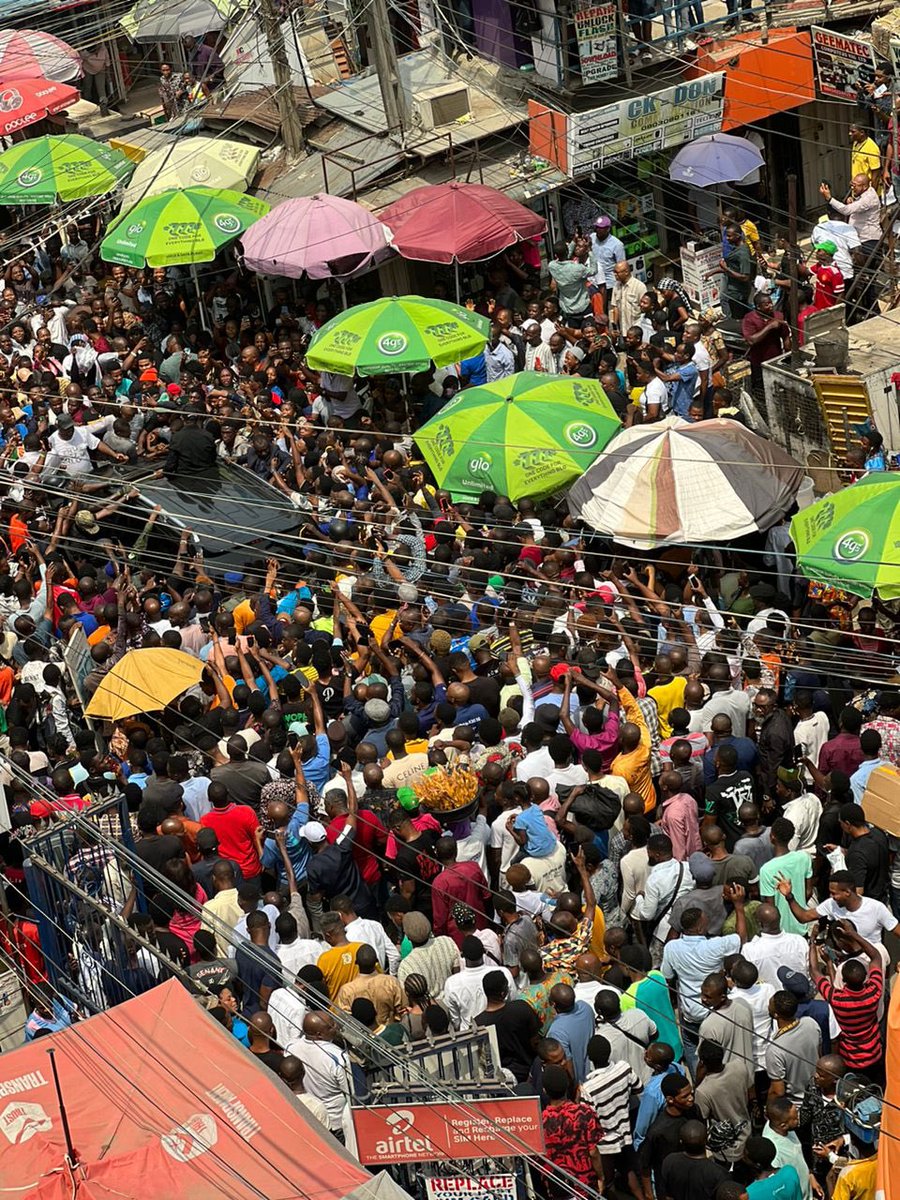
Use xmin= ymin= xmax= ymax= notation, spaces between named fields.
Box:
xmin=414 ymin=371 xmax=621 ymax=501
xmin=0 ymin=135 xmax=132 ymax=204
xmin=790 ymin=474 xmax=900 ymax=598
xmin=101 ymin=186 xmax=269 ymax=267
xmin=306 ymin=295 xmax=489 ymax=375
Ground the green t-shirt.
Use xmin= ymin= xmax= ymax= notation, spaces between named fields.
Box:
xmin=723 ymin=243 xmax=754 ymax=307
xmin=758 ymin=850 xmax=813 ymax=936
xmin=548 ymin=258 xmax=592 ymax=316
xmin=622 ymin=970 xmax=683 ymax=1060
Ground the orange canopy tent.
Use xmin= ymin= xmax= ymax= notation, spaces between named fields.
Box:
xmin=878 ymin=978 xmax=900 ymax=1200
xmin=0 ymin=978 xmax=409 ymax=1200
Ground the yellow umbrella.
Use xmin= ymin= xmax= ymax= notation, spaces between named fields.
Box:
xmin=120 ymin=136 xmax=259 ymax=210
xmin=85 ymin=648 xmax=205 ymax=721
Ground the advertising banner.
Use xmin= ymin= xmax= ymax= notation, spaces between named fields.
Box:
xmin=574 ymin=2 xmax=617 ymax=83
xmin=567 ymin=73 xmax=725 ymax=176
xmin=352 ymin=1099 xmax=545 ymax=1165
xmin=811 ymin=27 xmax=875 ymax=100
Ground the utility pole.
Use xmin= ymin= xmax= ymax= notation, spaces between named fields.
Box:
xmin=367 ymin=0 xmax=410 ymax=146
xmin=787 ymin=173 xmax=800 ymax=365
xmin=258 ymin=0 xmax=305 ymax=158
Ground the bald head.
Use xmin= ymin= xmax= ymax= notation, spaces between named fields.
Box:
xmin=575 ymin=952 xmax=602 ymax=982
xmin=623 ymin=793 xmax=646 ymax=817
xmin=710 ymin=714 xmax=733 ymax=738
xmin=756 ymin=903 xmax=781 ymax=933
xmin=684 ymin=681 xmax=705 ymax=708
xmin=267 ymin=800 xmax=291 ymax=828
xmin=659 ymin=770 xmax=683 ymax=797
xmin=550 ymin=983 xmax=575 ymax=1013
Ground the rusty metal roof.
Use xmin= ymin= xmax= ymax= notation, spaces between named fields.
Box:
xmin=201 ymin=86 xmax=327 ymax=140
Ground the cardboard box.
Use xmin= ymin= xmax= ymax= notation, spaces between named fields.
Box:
xmin=862 ymin=764 xmax=900 ymax=838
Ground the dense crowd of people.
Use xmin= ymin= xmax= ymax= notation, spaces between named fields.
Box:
xmin=0 ymin=210 xmax=894 ymax=1200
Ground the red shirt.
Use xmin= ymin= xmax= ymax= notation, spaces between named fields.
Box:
xmin=431 ymin=861 xmax=491 ymax=944
xmin=810 ymin=263 xmax=844 ymax=309
xmin=326 ymin=810 xmax=387 ymax=887
xmin=200 ymin=803 xmax=261 ymax=878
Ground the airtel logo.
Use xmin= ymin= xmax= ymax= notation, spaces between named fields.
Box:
xmin=386 ymin=1110 xmax=415 ymax=1134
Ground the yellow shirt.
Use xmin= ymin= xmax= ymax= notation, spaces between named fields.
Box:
xmin=648 ymin=676 xmax=687 ymax=739
xmin=370 ymin=609 xmax=398 ymax=646
xmin=741 ymin=217 xmax=760 ymax=255
xmin=851 ymin=137 xmax=881 ymax=182
xmin=832 ymin=1156 xmax=877 ymax=1200
xmin=611 ymin=688 xmax=654 ymax=812
xmin=317 ymin=942 xmax=363 ymax=996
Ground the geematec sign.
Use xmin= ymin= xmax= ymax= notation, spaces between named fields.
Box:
xmin=352 ymin=1099 xmax=544 ymax=1165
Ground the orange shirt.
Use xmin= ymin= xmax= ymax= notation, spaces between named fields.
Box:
xmin=611 ymin=687 xmax=655 ymax=812
xmin=232 ymin=599 xmax=256 ymax=636
xmin=8 ymin=514 xmax=27 ymax=553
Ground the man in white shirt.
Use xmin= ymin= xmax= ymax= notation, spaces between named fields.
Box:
xmin=277 ymin=921 xmax=326 ymax=979
xmin=484 ymin=327 xmax=515 ymax=382
xmin=729 ymin=958 xmax=775 ymax=1073
xmin=45 ymin=412 xmax=126 ymax=475
xmin=779 ymin=775 xmax=821 ymax=855
xmin=523 ymin=321 xmax=557 ymax=372
xmin=443 ymin=937 xmax=516 ymax=1029
xmin=820 ymin=176 xmax=882 ymax=250
xmin=333 ymin=894 xmax=400 ymax=974
xmin=286 ymin=1013 xmax=353 ymax=1136
xmin=268 ymin=978 xmax=307 ymax=1048
xmin=638 ymin=371 xmax=669 ymax=422
xmin=318 ymin=371 xmax=361 ymax=419
xmin=741 ymin=903 xmax=809 ymax=989
xmin=630 ymin=834 xmax=695 ymax=947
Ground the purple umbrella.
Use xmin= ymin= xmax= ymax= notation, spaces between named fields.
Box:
xmin=240 ymin=193 xmax=394 ymax=279
xmin=668 ymin=133 xmax=765 ymax=188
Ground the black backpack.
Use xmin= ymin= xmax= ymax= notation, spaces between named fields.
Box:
xmin=569 ymin=783 xmax=621 ymax=832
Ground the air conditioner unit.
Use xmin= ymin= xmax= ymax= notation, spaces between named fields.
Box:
xmin=413 ymin=83 xmax=471 ymax=130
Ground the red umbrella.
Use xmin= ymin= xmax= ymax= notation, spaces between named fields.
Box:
xmin=379 ymin=180 xmax=546 ymax=264
xmin=0 ymin=77 xmax=79 ymax=136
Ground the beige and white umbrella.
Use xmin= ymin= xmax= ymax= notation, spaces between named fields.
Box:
xmin=567 ymin=416 xmax=804 ymax=549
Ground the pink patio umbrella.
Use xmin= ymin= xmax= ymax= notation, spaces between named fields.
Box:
xmin=240 ymin=193 xmax=393 ymax=280
xmin=379 ymin=181 xmax=546 ymax=264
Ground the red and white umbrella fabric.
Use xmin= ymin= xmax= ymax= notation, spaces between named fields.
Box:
xmin=0 ymin=29 xmax=82 ymax=82
xmin=0 ymin=77 xmax=79 ymax=136
xmin=380 ymin=181 xmax=546 ymax=264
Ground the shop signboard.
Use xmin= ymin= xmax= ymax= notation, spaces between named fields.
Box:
xmin=811 ymin=27 xmax=875 ymax=101
xmin=425 ymin=1176 xmax=517 ymax=1200
xmin=681 ymin=241 xmax=724 ymax=310
xmin=566 ymin=72 xmax=725 ymax=176
xmin=574 ymin=2 xmax=617 ymax=83
xmin=352 ymin=1099 xmax=544 ymax=1165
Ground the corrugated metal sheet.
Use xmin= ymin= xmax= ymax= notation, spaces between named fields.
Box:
xmin=812 ymin=376 xmax=873 ymax=462
xmin=202 ymin=85 xmax=325 ymax=139
xmin=253 ymin=123 xmax=403 ymax=203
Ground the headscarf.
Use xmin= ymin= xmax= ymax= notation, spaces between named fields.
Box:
xmin=658 ymin=276 xmax=694 ymax=314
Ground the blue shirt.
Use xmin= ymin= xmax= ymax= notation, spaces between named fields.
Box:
xmin=548 ymin=1001 xmax=595 ymax=1082
xmin=702 ymin=735 xmax=759 ymax=783
xmin=263 ymin=803 xmax=310 ymax=884
xmin=25 ymin=997 xmax=75 ymax=1041
xmin=459 ymin=353 xmax=487 ymax=386
xmin=633 ymin=1065 xmax=678 ymax=1148
xmin=668 ymin=362 xmax=699 ymax=417
xmin=747 ymin=1167 xmax=803 ymax=1200
xmin=589 ymin=231 xmax=626 ymax=287
xmin=514 ymin=805 xmax=557 ymax=858
xmin=301 ymin=733 xmax=332 ymax=792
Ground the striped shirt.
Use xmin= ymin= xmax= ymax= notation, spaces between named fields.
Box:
xmin=580 ymin=1059 xmax=641 ymax=1152
xmin=815 ymin=967 xmax=883 ymax=1068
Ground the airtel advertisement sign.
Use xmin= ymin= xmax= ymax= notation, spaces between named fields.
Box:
xmin=352 ymin=1099 xmax=545 ymax=1165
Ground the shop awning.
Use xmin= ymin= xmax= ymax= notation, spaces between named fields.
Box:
xmin=687 ymin=28 xmax=815 ymax=129
xmin=0 ymin=979 xmax=412 ymax=1200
